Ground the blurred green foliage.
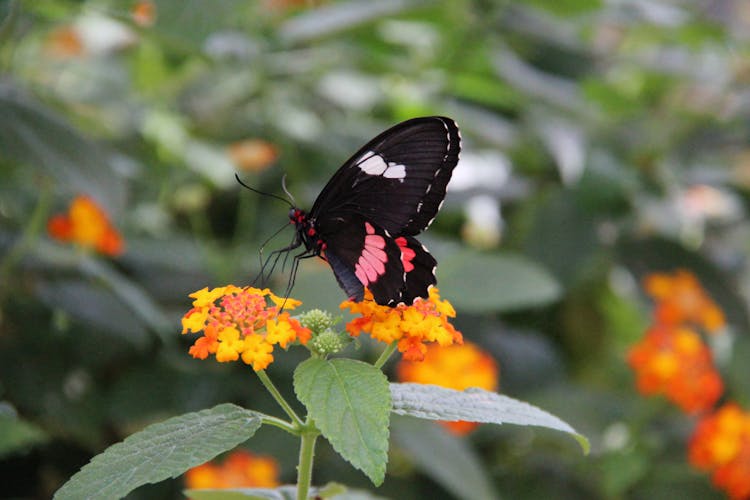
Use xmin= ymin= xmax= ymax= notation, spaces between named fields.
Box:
xmin=1 ymin=0 xmax=749 ymax=498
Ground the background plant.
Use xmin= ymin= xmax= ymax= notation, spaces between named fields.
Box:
xmin=1 ymin=0 xmax=749 ymax=498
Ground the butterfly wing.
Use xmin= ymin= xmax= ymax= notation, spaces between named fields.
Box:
xmin=394 ymin=235 xmax=437 ymax=304
xmin=319 ymin=215 xmax=406 ymax=305
xmin=309 ymin=116 xmax=460 ymax=236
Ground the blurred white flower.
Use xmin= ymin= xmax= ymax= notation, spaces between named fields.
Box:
xmin=449 ymin=150 xmax=510 ymax=192
xmin=461 ymin=195 xmax=503 ymax=249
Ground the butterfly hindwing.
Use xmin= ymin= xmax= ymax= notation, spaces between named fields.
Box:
xmin=395 ymin=235 xmax=437 ymax=304
xmin=310 ymin=116 xmax=460 ymax=236
xmin=319 ymin=215 xmax=405 ymax=305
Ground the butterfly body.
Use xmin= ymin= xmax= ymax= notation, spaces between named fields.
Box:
xmin=285 ymin=116 xmax=460 ymax=306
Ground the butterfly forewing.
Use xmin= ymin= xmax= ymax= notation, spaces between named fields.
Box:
xmin=309 ymin=116 xmax=460 ymax=235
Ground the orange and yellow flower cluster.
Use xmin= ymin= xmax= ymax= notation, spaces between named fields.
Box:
xmin=181 ymin=286 xmax=311 ymax=371
xmin=628 ymin=325 xmax=723 ymax=413
xmin=397 ymin=340 xmax=499 ymax=435
xmin=643 ymin=270 xmax=725 ymax=333
xmin=689 ymin=403 xmax=750 ymax=500
xmin=184 ymin=449 xmax=280 ymax=489
xmin=628 ymin=270 xmax=750 ymax=498
xmin=47 ymin=195 xmax=124 ymax=256
xmin=341 ymin=287 xmax=463 ymax=362
xmin=627 ymin=270 xmax=725 ymax=413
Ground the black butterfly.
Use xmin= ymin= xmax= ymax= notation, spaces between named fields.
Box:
xmin=261 ymin=116 xmax=460 ymax=307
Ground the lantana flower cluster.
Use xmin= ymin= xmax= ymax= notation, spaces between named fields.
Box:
xmin=47 ymin=195 xmax=124 ymax=256
xmin=181 ymin=286 xmax=311 ymax=371
xmin=341 ymin=287 xmax=463 ymax=362
xmin=628 ymin=325 xmax=723 ymax=413
xmin=689 ymin=404 xmax=750 ymax=500
xmin=627 ymin=269 xmax=750 ymax=498
xmin=627 ymin=270 xmax=725 ymax=413
xmin=397 ymin=340 xmax=499 ymax=435
xmin=184 ymin=449 xmax=280 ymax=489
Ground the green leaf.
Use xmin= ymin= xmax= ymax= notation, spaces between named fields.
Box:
xmin=391 ymin=416 xmax=499 ymax=500
xmin=0 ymin=81 xmax=125 ymax=215
xmin=438 ymin=249 xmax=561 ymax=313
xmin=0 ymin=412 xmax=48 ymax=457
xmin=294 ymin=358 xmax=391 ymax=485
xmin=390 ymin=383 xmax=589 ymax=454
xmin=54 ymin=404 xmax=262 ymax=500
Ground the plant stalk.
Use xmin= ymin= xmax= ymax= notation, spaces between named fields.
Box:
xmin=256 ymin=370 xmax=304 ymax=427
xmin=373 ymin=341 xmax=398 ymax=369
xmin=296 ymin=423 xmax=319 ymax=500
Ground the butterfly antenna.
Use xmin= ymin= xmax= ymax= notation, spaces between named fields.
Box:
xmin=281 ymin=174 xmax=297 ymax=207
xmin=235 ymin=173 xmax=294 ymax=208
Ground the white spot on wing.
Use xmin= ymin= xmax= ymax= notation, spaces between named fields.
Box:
xmin=357 ymin=150 xmax=406 ymax=180
xmin=358 ymin=152 xmax=387 ymax=175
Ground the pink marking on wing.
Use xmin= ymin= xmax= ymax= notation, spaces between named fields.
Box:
xmin=396 ymin=236 xmax=416 ymax=272
xmin=354 ymin=225 xmax=389 ymax=286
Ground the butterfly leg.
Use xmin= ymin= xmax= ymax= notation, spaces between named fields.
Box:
xmin=254 ymin=234 xmax=302 ymax=287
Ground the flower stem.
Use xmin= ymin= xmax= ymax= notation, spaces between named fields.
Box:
xmin=373 ymin=341 xmax=399 ymax=369
xmin=296 ymin=421 xmax=319 ymax=500
xmin=261 ymin=415 xmax=298 ymax=434
xmin=256 ymin=370 xmax=304 ymax=427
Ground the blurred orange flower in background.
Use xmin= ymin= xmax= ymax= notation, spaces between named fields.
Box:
xmin=181 ymin=286 xmax=311 ymax=371
xmin=228 ymin=139 xmax=278 ymax=173
xmin=131 ymin=1 xmax=156 ymax=27
xmin=47 ymin=195 xmax=124 ymax=256
xmin=689 ymin=403 xmax=750 ymax=500
xmin=397 ymin=340 xmax=499 ymax=435
xmin=644 ymin=270 xmax=725 ymax=333
xmin=184 ymin=449 xmax=280 ymax=489
xmin=627 ymin=325 xmax=723 ymax=413
xmin=44 ymin=26 xmax=84 ymax=58
xmin=342 ymin=287 xmax=463 ymax=362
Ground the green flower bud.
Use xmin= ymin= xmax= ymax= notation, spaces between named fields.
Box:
xmin=298 ymin=309 xmax=337 ymax=335
xmin=309 ymin=328 xmax=349 ymax=356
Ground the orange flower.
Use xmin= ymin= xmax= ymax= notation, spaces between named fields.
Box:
xmin=228 ymin=140 xmax=278 ymax=173
xmin=47 ymin=195 xmax=124 ymax=256
xmin=44 ymin=26 xmax=84 ymax=58
xmin=644 ymin=270 xmax=726 ymax=333
xmin=627 ymin=325 xmax=723 ymax=413
xmin=341 ymin=287 xmax=463 ymax=362
xmin=181 ymin=286 xmax=310 ymax=371
xmin=184 ymin=449 xmax=280 ymax=489
xmin=397 ymin=341 xmax=498 ymax=435
xmin=689 ymin=403 xmax=750 ymax=499
xmin=131 ymin=1 xmax=156 ymax=27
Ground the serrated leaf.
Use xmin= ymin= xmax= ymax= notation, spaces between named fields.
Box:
xmin=391 ymin=416 xmax=498 ymax=500
xmin=54 ymin=404 xmax=262 ymax=500
xmin=294 ymin=358 xmax=391 ymax=485
xmin=390 ymin=383 xmax=589 ymax=454
xmin=438 ymin=250 xmax=561 ymax=313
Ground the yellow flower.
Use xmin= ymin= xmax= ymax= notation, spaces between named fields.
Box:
xmin=341 ymin=287 xmax=463 ymax=362
xmin=397 ymin=340 xmax=499 ymax=435
xmin=181 ymin=286 xmax=310 ymax=371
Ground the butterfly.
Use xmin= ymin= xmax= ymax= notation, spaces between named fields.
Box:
xmin=261 ymin=116 xmax=460 ymax=307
